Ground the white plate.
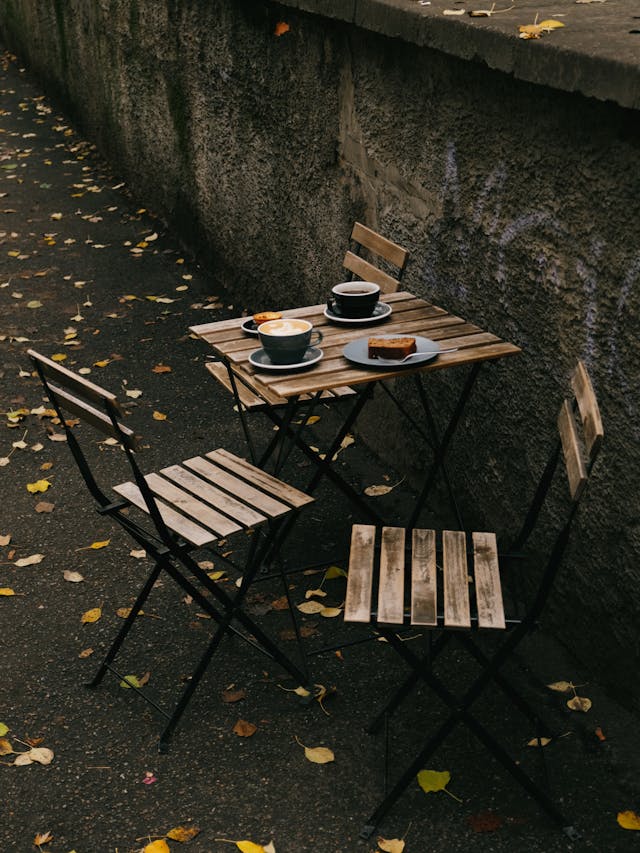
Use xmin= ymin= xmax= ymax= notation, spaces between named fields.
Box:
xmin=342 ymin=335 xmax=440 ymax=368
xmin=324 ymin=301 xmax=392 ymax=325
xmin=249 ymin=346 xmax=323 ymax=371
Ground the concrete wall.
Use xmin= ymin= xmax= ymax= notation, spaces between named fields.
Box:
xmin=2 ymin=0 xmax=639 ymax=703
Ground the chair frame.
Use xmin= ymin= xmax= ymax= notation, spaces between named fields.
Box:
xmin=28 ymin=350 xmax=314 ymax=751
xmin=344 ymin=361 xmax=603 ymax=840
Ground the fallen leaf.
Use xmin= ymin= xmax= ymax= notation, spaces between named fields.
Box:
xmin=34 ymin=831 xmax=53 ymax=847
xmin=130 ymin=549 xmax=147 ymax=559
xmin=29 ymin=747 xmax=54 ymax=765
xmin=0 ymin=723 xmax=8 ymax=736
xmin=377 ymin=838 xmax=405 ymax=853
xmin=567 ymin=695 xmax=592 ymax=713
xmin=26 ymin=479 xmax=51 ymax=493
xmin=89 ymin=539 xmax=110 ymax=550
xmin=0 ymin=737 xmax=13 ymax=755
xmin=152 ymin=364 xmax=172 ymax=373
xmin=320 ymin=606 xmax=342 ymax=618
xmin=81 ymin=606 xmax=102 ymax=624
xmin=305 ymin=588 xmax=327 ymax=599
xmin=120 ymin=674 xmax=142 ymax=689
xmin=297 ymin=600 xmax=325 ymax=614
xmin=547 ymin=681 xmax=573 ymax=693
xmin=595 ymin=726 xmax=606 ymax=742
xmin=166 ymin=826 xmax=201 ymax=842
xmin=618 ymin=810 xmax=640 ymax=830
xmin=274 ymin=21 xmax=290 ymax=35
xmin=324 ymin=565 xmax=347 ymax=580
xmin=35 ymin=501 xmax=55 ymax=513
xmin=233 ymin=719 xmax=258 ymax=737
xmin=222 ymin=686 xmax=246 ymax=703
xmin=142 ymin=771 xmax=157 ymax=784
xmin=526 ymin=736 xmax=551 ymax=747
xmin=14 ymin=553 xmax=45 ymax=567
xmin=144 ymin=841 xmax=170 ymax=853
xmin=78 ymin=647 xmax=94 ymax=658
xmin=153 ymin=411 xmax=167 ymax=421
xmin=14 ymin=752 xmax=33 ymax=766
xmin=417 ymin=769 xmax=462 ymax=801
xmin=0 ymin=588 xmax=16 ymax=596
xmin=63 ymin=570 xmax=84 ymax=583
xmin=295 ymin=735 xmax=334 ymax=764
xmin=124 ymin=388 xmax=143 ymax=399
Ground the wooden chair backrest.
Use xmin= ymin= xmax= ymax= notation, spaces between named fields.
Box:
xmin=28 ymin=350 xmax=139 ymax=450
xmin=558 ymin=361 xmax=603 ymax=501
xmin=342 ymin=222 xmax=409 ymax=294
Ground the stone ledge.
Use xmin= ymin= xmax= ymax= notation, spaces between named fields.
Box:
xmin=280 ymin=0 xmax=640 ymax=110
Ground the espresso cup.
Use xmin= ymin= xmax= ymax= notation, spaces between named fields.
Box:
xmin=258 ymin=318 xmax=323 ymax=365
xmin=328 ymin=281 xmax=380 ymax=318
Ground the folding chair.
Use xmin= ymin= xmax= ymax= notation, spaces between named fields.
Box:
xmin=204 ymin=222 xmax=410 ymax=462
xmin=28 ymin=350 xmax=315 ymax=752
xmin=343 ymin=361 xmax=603 ymax=839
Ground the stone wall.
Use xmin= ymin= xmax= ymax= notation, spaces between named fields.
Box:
xmin=2 ymin=0 xmax=639 ymax=703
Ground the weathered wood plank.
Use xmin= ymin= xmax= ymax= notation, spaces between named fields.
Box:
xmin=377 ymin=526 xmax=406 ymax=624
xmin=410 ymin=528 xmax=437 ymax=626
xmin=571 ymin=360 xmax=603 ymax=461
xmin=144 ymin=473 xmax=242 ymax=537
xmin=161 ymin=465 xmax=267 ymax=527
xmin=183 ymin=456 xmax=291 ymax=518
xmin=28 ymin=349 xmax=122 ymax=413
xmin=558 ymin=399 xmax=587 ymax=501
xmin=208 ymin=448 xmax=314 ymax=508
xmin=472 ymin=532 xmax=505 ymax=629
xmin=45 ymin=385 xmax=138 ymax=450
xmin=342 ymin=251 xmax=400 ymax=293
xmin=443 ymin=530 xmax=471 ymax=629
xmin=344 ymin=524 xmax=376 ymax=623
xmin=350 ymin=222 xmax=409 ymax=270
xmin=112 ymin=481 xmax=215 ymax=547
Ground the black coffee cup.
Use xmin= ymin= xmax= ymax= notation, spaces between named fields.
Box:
xmin=258 ymin=318 xmax=323 ymax=365
xmin=328 ymin=281 xmax=380 ymax=318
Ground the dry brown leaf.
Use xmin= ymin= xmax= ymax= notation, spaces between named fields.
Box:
xmin=14 ymin=553 xmax=45 ymax=567
xmin=78 ymin=647 xmax=94 ymax=658
xmin=233 ymin=719 xmax=258 ymax=737
xmin=297 ymin=600 xmax=325 ymax=615
xmin=377 ymin=838 xmax=405 ymax=853
xmin=166 ymin=826 xmax=201 ymax=842
xmin=152 ymin=364 xmax=172 ymax=373
xmin=35 ymin=501 xmax=54 ymax=513
xmin=222 ymin=686 xmax=246 ymax=703
xmin=33 ymin=831 xmax=53 ymax=847
xmin=63 ymin=570 xmax=84 ymax=583
xmin=526 ymin=736 xmax=551 ymax=747
xmin=0 ymin=738 xmax=13 ymax=755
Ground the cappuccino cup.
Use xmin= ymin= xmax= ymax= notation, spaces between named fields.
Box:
xmin=328 ymin=281 xmax=380 ymax=318
xmin=258 ymin=318 xmax=323 ymax=365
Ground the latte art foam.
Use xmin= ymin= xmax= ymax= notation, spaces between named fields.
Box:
xmin=260 ymin=319 xmax=310 ymax=336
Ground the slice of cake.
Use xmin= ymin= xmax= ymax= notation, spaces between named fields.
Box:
xmin=368 ymin=336 xmax=417 ymax=360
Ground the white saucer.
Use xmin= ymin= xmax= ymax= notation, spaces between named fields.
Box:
xmin=324 ymin=301 xmax=392 ymax=324
xmin=248 ymin=346 xmax=323 ymax=371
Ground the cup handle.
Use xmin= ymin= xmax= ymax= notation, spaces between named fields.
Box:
xmin=327 ymin=296 xmax=336 ymax=312
xmin=310 ymin=329 xmax=323 ymax=347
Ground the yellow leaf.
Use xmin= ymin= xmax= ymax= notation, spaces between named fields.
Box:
xmin=93 ymin=359 xmax=111 ymax=368
xmin=378 ymin=839 xmax=405 ymax=853
xmin=527 ymin=736 xmax=551 ymax=747
xmin=547 ymin=680 xmax=573 ymax=693
xmin=0 ymin=737 xmax=13 ymax=755
xmin=305 ymin=415 xmax=320 ymax=425
xmin=324 ymin=565 xmax=347 ymax=580
xmin=153 ymin=410 xmax=167 ymax=421
xmin=618 ymin=810 xmax=640 ymax=830
xmin=295 ymin=736 xmax=334 ymax=764
xmin=26 ymin=479 xmax=51 ymax=493
xmin=320 ymin=606 xmax=343 ymax=618
xmin=144 ymin=841 xmax=170 ymax=853
xmin=417 ymin=769 xmax=463 ymax=802
xmin=51 ymin=353 xmax=67 ymax=362
xmin=166 ymin=826 xmax=201 ymax=842
xmin=0 ymin=588 xmax=15 ymax=596
xmin=567 ymin=695 xmax=592 ymax=713
xmin=539 ymin=18 xmax=565 ymax=28
xmin=297 ymin=600 xmax=325 ymax=614
xmin=120 ymin=674 xmax=141 ymax=689
xmin=89 ymin=539 xmax=110 ymax=549
xmin=34 ymin=831 xmax=53 ymax=846
xmin=236 ymin=841 xmax=268 ymax=853
xmin=0 ymin=723 xmax=8 ymax=736
xmin=305 ymin=588 xmax=327 ymax=599
xmin=81 ymin=606 xmax=102 ymax=624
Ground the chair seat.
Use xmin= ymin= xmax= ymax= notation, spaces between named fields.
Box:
xmin=344 ymin=524 xmax=506 ymax=631
xmin=113 ymin=447 xmax=314 ymax=547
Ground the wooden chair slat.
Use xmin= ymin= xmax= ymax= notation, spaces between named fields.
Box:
xmin=112 ymin=481 xmax=216 ymax=547
xmin=472 ymin=532 xmax=505 ymax=629
xmin=571 ymin=361 xmax=604 ymax=461
xmin=410 ymin=528 xmax=437 ymax=626
xmin=443 ymin=530 xmax=471 ymax=628
xmin=558 ymin=399 xmax=587 ymax=501
xmin=145 ymin=473 xmax=242 ymax=538
xmin=377 ymin=527 xmax=406 ymax=624
xmin=342 ymin=251 xmax=399 ymax=293
xmin=183 ymin=456 xmax=291 ymax=518
xmin=28 ymin=349 xmax=123 ymax=413
xmin=48 ymin=386 xmax=138 ymax=450
xmin=344 ymin=524 xmax=376 ymax=623
xmin=351 ymin=222 xmax=409 ymax=270
xmin=160 ymin=465 xmax=267 ymax=528
xmin=207 ymin=448 xmax=314 ymax=508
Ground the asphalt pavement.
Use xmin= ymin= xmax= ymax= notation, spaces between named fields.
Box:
xmin=1 ymin=49 xmax=639 ymax=853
